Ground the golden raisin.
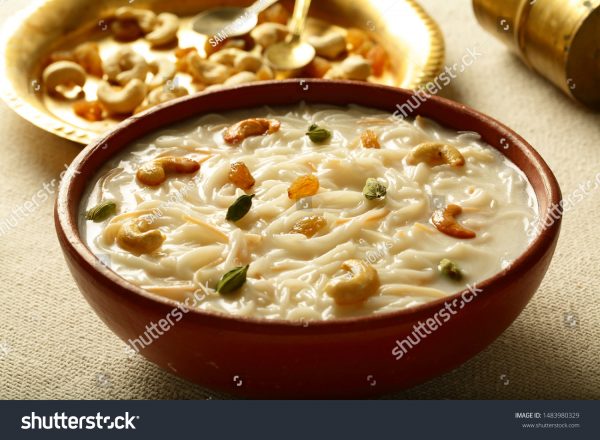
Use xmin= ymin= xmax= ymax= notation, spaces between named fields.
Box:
xmin=175 ymin=47 xmax=197 ymax=59
xmin=288 ymin=175 xmax=319 ymax=200
xmin=229 ymin=162 xmax=255 ymax=190
xmin=355 ymin=40 xmax=375 ymax=57
xmin=366 ymin=44 xmax=388 ymax=77
xmin=204 ymin=38 xmax=226 ymax=57
xmin=303 ymin=56 xmax=332 ymax=78
xmin=291 ymin=215 xmax=327 ymax=238
xmin=346 ymin=28 xmax=370 ymax=52
xmin=258 ymin=4 xmax=290 ymax=25
xmin=174 ymin=48 xmax=198 ymax=74
xmin=361 ymin=129 xmax=380 ymax=149
xmin=73 ymin=100 xmax=104 ymax=122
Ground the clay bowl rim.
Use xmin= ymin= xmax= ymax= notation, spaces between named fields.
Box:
xmin=55 ymin=79 xmax=562 ymax=334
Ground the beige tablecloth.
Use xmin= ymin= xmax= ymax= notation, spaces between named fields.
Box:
xmin=1 ymin=0 xmax=599 ymax=399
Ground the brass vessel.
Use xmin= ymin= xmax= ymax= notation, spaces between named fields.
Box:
xmin=473 ymin=0 xmax=600 ymax=108
xmin=0 ymin=0 xmax=445 ymax=145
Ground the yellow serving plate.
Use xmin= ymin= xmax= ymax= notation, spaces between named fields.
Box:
xmin=0 ymin=0 xmax=444 ymax=144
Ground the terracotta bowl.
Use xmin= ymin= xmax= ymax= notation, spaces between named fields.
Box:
xmin=55 ymin=80 xmax=562 ymax=398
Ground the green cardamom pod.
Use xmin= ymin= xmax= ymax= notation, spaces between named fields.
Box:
xmin=363 ymin=178 xmax=387 ymax=200
xmin=439 ymin=258 xmax=463 ymax=281
xmin=306 ymin=124 xmax=332 ymax=143
xmin=85 ymin=200 xmax=117 ymax=222
xmin=226 ymin=194 xmax=255 ymax=222
xmin=216 ymin=265 xmax=249 ymax=294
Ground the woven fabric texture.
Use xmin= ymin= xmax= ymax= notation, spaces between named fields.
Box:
xmin=0 ymin=0 xmax=599 ymax=399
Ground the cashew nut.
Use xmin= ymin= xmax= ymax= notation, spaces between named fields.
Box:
xmin=324 ymin=55 xmax=371 ymax=80
xmin=111 ymin=19 xmax=144 ymax=42
xmin=431 ymin=204 xmax=476 ymax=239
xmin=115 ymin=6 xmax=157 ymax=33
xmin=116 ymin=215 xmax=165 ymax=255
xmin=326 ymin=259 xmax=380 ymax=305
xmin=42 ymin=61 xmax=86 ymax=95
xmin=145 ymin=12 xmax=179 ymax=46
xmin=136 ymin=156 xmax=200 ymax=186
xmin=224 ymin=71 xmax=259 ymax=85
xmin=250 ymin=23 xmax=289 ymax=48
xmin=406 ymin=142 xmax=465 ymax=167
xmin=47 ymin=43 xmax=103 ymax=78
xmin=204 ymin=72 xmax=259 ymax=92
xmin=46 ymin=49 xmax=75 ymax=65
xmin=97 ymin=79 xmax=147 ymax=114
xmin=222 ymin=39 xmax=248 ymax=50
xmin=147 ymin=84 xmax=188 ymax=105
xmin=148 ymin=58 xmax=176 ymax=88
xmin=103 ymin=47 xmax=149 ymax=85
xmin=208 ymin=48 xmax=245 ymax=66
xmin=209 ymin=49 xmax=266 ymax=74
xmin=308 ymin=32 xmax=347 ymax=59
xmin=233 ymin=52 xmax=264 ymax=72
xmin=223 ymin=118 xmax=281 ymax=145
xmin=256 ymin=64 xmax=275 ymax=80
xmin=186 ymin=52 xmax=231 ymax=84
xmin=73 ymin=42 xmax=103 ymax=77
xmin=134 ymin=84 xmax=188 ymax=113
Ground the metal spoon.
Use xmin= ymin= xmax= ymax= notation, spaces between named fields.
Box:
xmin=264 ymin=0 xmax=315 ymax=71
xmin=192 ymin=0 xmax=280 ymax=38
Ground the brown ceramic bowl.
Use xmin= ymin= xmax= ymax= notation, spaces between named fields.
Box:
xmin=55 ymin=80 xmax=562 ymax=398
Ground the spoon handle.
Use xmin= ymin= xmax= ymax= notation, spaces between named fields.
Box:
xmin=248 ymin=0 xmax=280 ymax=15
xmin=288 ymin=0 xmax=312 ymax=39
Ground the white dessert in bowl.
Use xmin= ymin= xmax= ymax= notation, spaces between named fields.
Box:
xmin=81 ymin=103 xmax=538 ymax=321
